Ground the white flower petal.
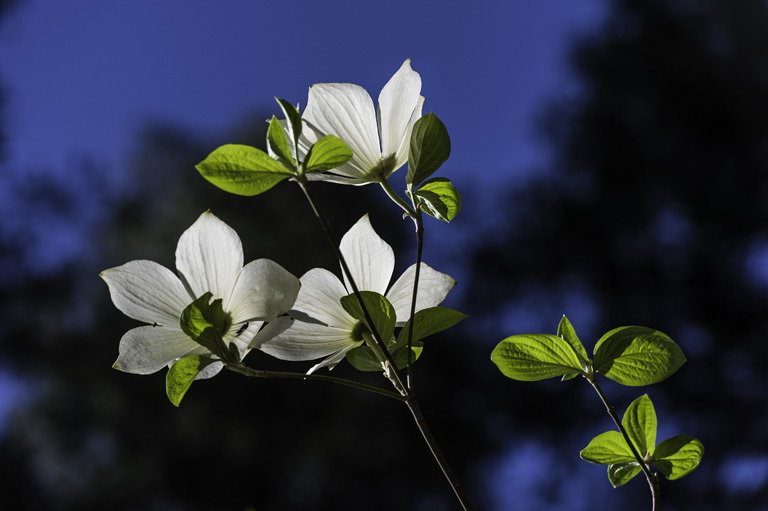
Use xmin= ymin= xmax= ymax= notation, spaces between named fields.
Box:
xmin=303 ymin=82 xmax=381 ymax=178
xmin=307 ymin=344 xmax=359 ymax=374
xmin=101 ymin=260 xmax=190 ymax=326
xmin=259 ymin=318 xmax=359 ymax=362
xmin=378 ymin=59 xmax=423 ymax=167
xmin=175 ymin=211 xmax=244 ymax=302
xmin=195 ymin=361 xmax=225 ymax=380
xmin=113 ymin=325 xmax=202 ymax=375
xmin=249 ymin=318 xmax=290 ymax=349
xmin=339 ymin=215 xmax=394 ymax=294
xmin=292 ymin=268 xmax=355 ymax=328
xmin=386 ymin=263 xmax=456 ymax=326
xmin=226 ymin=259 xmax=300 ymax=323
xmin=393 ymin=95 xmax=425 ymax=170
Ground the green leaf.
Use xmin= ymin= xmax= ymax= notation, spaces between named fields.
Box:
xmin=340 ymin=292 xmax=396 ymax=365
xmin=275 ymin=97 xmax=303 ymax=147
xmin=557 ymin=315 xmax=589 ymax=368
xmin=652 ymin=435 xmax=704 ymax=480
xmin=607 ymin=462 xmax=643 ymax=487
xmin=396 ymin=306 xmax=467 ymax=346
xmin=491 ymin=334 xmax=585 ymax=381
xmin=414 ymin=177 xmax=462 ymax=222
xmin=580 ymin=431 xmax=638 ymax=465
xmin=304 ymin=135 xmax=353 ymax=173
xmin=267 ymin=115 xmax=295 ymax=169
xmin=407 ymin=113 xmax=451 ymax=187
xmin=180 ymin=292 xmax=233 ymax=362
xmin=196 ymin=144 xmax=291 ymax=196
xmin=346 ymin=345 xmax=385 ymax=372
xmin=622 ymin=394 xmax=657 ymax=457
xmin=593 ymin=326 xmax=686 ymax=386
xmin=166 ymin=355 xmax=216 ymax=407
xmin=390 ymin=339 xmax=424 ymax=370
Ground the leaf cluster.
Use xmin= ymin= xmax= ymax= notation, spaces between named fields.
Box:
xmin=580 ymin=395 xmax=704 ymax=486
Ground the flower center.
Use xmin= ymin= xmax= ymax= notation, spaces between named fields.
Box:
xmin=350 ymin=321 xmax=369 ymax=342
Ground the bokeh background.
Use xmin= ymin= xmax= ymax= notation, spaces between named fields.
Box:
xmin=1 ymin=0 xmax=767 ymax=509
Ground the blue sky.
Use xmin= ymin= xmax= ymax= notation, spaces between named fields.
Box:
xmin=0 ymin=0 xmax=604 ymax=190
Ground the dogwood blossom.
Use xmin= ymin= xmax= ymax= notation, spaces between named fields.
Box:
xmin=101 ymin=211 xmax=300 ymax=377
xmin=257 ymin=214 xmax=455 ymax=373
xmin=297 ymin=59 xmax=424 ymax=185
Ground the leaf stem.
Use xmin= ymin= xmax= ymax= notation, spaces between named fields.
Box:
xmin=226 ymin=363 xmax=404 ymax=401
xmin=378 ymin=176 xmax=416 ymax=216
xmin=405 ymin=209 xmax=424 ymax=389
xmin=586 ymin=375 xmax=660 ymax=510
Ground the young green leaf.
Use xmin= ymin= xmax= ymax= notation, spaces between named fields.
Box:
xmin=622 ymin=394 xmax=657 ymax=457
xmin=491 ymin=334 xmax=585 ymax=381
xmin=196 ymin=144 xmax=292 ymax=196
xmin=593 ymin=326 xmax=686 ymax=386
xmin=607 ymin=462 xmax=643 ymax=488
xmin=339 ymin=291 xmax=396 ymax=360
xmin=166 ymin=355 xmax=216 ymax=407
xmin=304 ymin=135 xmax=354 ymax=173
xmin=580 ymin=430 xmax=638 ymax=465
xmin=267 ymin=115 xmax=295 ymax=170
xmin=396 ymin=306 xmax=467 ymax=346
xmin=180 ymin=292 xmax=233 ymax=361
xmin=275 ymin=97 xmax=303 ymax=147
xmin=652 ymin=435 xmax=705 ymax=480
xmin=557 ymin=315 xmax=589 ymax=368
xmin=407 ymin=112 xmax=451 ymax=188
xmin=346 ymin=345 xmax=385 ymax=372
xmin=413 ymin=177 xmax=462 ymax=222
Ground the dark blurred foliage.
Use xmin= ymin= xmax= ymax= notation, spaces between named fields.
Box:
xmin=467 ymin=0 xmax=768 ymax=509
xmin=3 ymin=0 xmax=768 ymax=510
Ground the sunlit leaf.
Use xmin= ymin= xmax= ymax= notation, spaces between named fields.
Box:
xmin=196 ymin=144 xmax=291 ymax=196
xmin=166 ymin=355 xmax=216 ymax=407
xmin=580 ymin=430 xmax=637 ymax=465
xmin=267 ymin=115 xmax=295 ymax=169
xmin=413 ymin=177 xmax=462 ymax=222
xmin=607 ymin=462 xmax=643 ymax=487
xmin=275 ymin=96 xmax=302 ymax=146
xmin=180 ymin=292 xmax=232 ymax=361
xmin=304 ymin=135 xmax=353 ymax=173
xmin=491 ymin=333 xmax=584 ymax=381
xmin=594 ymin=326 xmax=686 ymax=386
xmin=557 ymin=315 xmax=589 ymax=368
xmin=653 ymin=435 xmax=704 ymax=480
xmin=340 ymin=291 xmax=396 ymax=365
xmin=407 ymin=113 xmax=451 ymax=188
xmin=622 ymin=394 xmax=657 ymax=457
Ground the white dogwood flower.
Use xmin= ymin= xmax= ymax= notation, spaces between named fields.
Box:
xmin=101 ymin=211 xmax=300 ymax=377
xmin=298 ymin=59 xmax=424 ymax=185
xmin=258 ymin=214 xmax=455 ymax=373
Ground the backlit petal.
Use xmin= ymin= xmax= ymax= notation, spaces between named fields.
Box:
xmin=339 ymin=214 xmax=394 ymax=294
xmin=259 ymin=318 xmax=358 ymax=362
xmin=303 ymin=82 xmax=381 ymax=177
xmin=307 ymin=344 xmax=359 ymax=374
xmin=292 ymin=268 xmax=356 ymax=328
xmin=378 ymin=59 xmax=422 ymax=166
xmin=113 ymin=325 xmax=202 ymax=375
xmin=226 ymin=259 xmax=300 ymax=323
xmin=386 ymin=263 xmax=456 ymax=326
xmin=101 ymin=260 xmax=189 ymax=325
xmin=175 ymin=211 xmax=243 ymax=302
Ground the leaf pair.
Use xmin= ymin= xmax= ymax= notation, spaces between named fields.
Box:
xmin=196 ymin=98 xmax=353 ymax=196
xmin=167 ymin=292 xmax=237 ymax=407
xmin=580 ymin=394 xmax=704 ymax=486
xmin=406 ymin=113 xmax=461 ymax=222
xmin=340 ymin=291 xmax=467 ymax=372
xmin=491 ymin=316 xmax=686 ymax=386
